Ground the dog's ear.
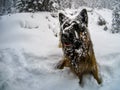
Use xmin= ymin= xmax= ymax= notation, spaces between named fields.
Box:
xmin=77 ymin=9 xmax=88 ymax=27
xmin=59 ymin=13 xmax=67 ymax=25
xmin=80 ymin=9 xmax=88 ymax=26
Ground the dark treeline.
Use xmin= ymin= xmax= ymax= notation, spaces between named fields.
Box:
xmin=0 ymin=0 xmax=118 ymax=14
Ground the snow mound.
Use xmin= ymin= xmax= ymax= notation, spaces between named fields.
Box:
xmin=0 ymin=8 xmax=120 ymax=90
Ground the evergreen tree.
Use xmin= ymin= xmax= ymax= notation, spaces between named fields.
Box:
xmin=0 ymin=0 xmax=13 ymax=15
xmin=111 ymin=0 xmax=120 ymax=33
xmin=15 ymin=0 xmax=55 ymax=12
xmin=56 ymin=0 xmax=72 ymax=10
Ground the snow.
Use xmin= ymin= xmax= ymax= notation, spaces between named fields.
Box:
xmin=0 ymin=8 xmax=120 ymax=90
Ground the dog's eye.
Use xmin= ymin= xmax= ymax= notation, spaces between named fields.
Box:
xmin=63 ymin=23 xmax=70 ymax=29
xmin=73 ymin=23 xmax=79 ymax=30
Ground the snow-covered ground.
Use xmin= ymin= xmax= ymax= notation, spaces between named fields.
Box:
xmin=0 ymin=8 xmax=120 ymax=90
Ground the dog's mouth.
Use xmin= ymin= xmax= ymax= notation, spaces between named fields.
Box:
xmin=63 ymin=42 xmax=72 ymax=47
xmin=61 ymin=33 xmax=73 ymax=47
xmin=62 ymin=39 xmax=73 ymax=47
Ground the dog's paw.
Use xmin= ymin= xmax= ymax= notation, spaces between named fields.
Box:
xmin=79 ymin=81 xmax=84 ymax=87
xmin=98 ymin=77 xmax=102 ymax=85
xmin=55 ymin=60 xmax=64 ymax=69
xmin=56 ymin=64 xmax=63 ymax=69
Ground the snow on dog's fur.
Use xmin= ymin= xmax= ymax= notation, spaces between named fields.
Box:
xmin=57 ymin=9 xmax=102 ymax=86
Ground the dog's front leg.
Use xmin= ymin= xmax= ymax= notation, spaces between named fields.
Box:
xmin=79 ymin=74 xmax=84 ymax=87
xmin=56 ymin=56 xmax=70 ymax=69
xmin=56 ymin=59 xmax=65 ymax=69
xmin=92 ymin=67 xmax=102 ymax=85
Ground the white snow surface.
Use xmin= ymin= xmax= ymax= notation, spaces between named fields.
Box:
xmin=0 ymin=8 xmax=120 ymax=90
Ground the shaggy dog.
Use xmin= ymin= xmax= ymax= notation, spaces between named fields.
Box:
xmin=57 ymin=9 xmax=102 ymax=86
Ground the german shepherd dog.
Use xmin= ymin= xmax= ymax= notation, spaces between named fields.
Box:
xmin=57 ymin=9 xmax=102 ymax=86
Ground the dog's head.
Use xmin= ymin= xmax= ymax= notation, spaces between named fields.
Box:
xmin=59 ymin=9 xmax=88 ymax=49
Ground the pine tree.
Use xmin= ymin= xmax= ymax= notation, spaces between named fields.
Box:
xmin=15 ymin=0 xmax=55 ymax=12
xmin=0 ymin=0 xmax=12 ymax=15
xmin=111 ymin=0 xmax=120 ymax=33
xmin=56 ymin=0 xmax=72 ymax=10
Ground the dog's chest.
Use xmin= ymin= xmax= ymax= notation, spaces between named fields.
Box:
xmin=63 ymin=31 xmax=91 ymax=72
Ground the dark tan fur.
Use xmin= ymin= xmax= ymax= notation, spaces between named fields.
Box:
xmin=57 ymin=9 xmax=102 ymax=86
xmin=57 ymin=28 xmax=102 ymax=86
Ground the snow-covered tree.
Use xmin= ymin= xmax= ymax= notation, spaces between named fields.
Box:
xmin=15 ymin=0 xmax=56 ymax=12
xmin=111 ymin=0 xmax=120 ymax=33
xmin=56 ymin=0 xmax=72 ymax=10
xmin=0 ymin=0 xmax=118 ymax=15
xmin=0 ymin=0 xmax=13 ymax=15
xmin=72 ymin=0 xmax=87 ymax=9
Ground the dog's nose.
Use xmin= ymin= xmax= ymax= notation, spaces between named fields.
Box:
xmin=61 ymin=33 xmax=68 ymax=42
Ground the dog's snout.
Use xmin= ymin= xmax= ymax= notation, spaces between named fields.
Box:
xmin=61 ymin=33 xmax=68 ymax=43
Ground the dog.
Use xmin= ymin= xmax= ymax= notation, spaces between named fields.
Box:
xmin=57 ymin=9 xmax=102 ymax=86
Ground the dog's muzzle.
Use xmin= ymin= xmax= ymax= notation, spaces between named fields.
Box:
xmin=61 ymin=32 xmax=82 ymax=49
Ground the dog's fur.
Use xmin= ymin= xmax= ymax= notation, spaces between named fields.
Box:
xmin=57 ymin=9 xmax=102 ymax=86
